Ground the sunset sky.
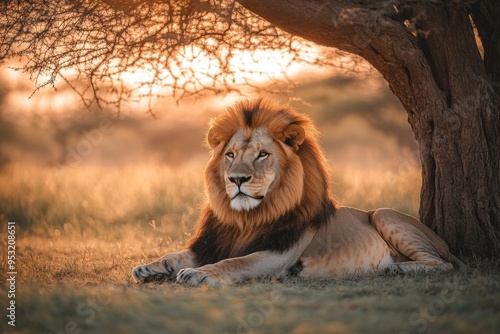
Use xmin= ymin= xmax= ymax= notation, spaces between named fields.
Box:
xmin=1 ymin=46 xmax=337 ymax=118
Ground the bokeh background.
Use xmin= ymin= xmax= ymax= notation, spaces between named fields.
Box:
xmin=0 ymin=65 xmax=421 ymax=239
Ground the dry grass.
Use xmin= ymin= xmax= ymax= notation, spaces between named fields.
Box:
xmin=0 ymin=163 xmax=203 ymax=237
xmin=7 ymin=269 xmax=500 ymax=334
xmin=0 ymin=164 xmax=499 ymax=334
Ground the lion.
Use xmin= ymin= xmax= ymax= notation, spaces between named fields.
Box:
xmin=132 ymin=98 xmax=464 ymax=286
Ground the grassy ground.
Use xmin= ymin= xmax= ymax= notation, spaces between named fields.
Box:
xmin=1 ymin=164 xmax=499 ymax=334
xmin=6 ymin=266 xmax=500 ymax=334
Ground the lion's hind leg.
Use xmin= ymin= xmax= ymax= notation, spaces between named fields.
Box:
xmin=369 ymin=209 xmax=463 ymax=274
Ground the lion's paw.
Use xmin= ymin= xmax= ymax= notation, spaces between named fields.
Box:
xmin=132 ymin=258 xmax=175 ymax=283
xmin=176 ymin=268 xmax=210 ymax=286
xmin=176 ymin=268 xmax=230 ymax=286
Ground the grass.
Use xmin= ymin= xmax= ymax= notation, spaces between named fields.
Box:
xmin=4 ymin=230 xmax=500 ymax=334
xmin=1 ymin=164 xmax=499 ymax=334
xmin=0 ymin=164 xmax=202 ymax=238
xmin=7 ymin=269 xmax=500 ymax=334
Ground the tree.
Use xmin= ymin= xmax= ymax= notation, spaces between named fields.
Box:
xmin=1 ymin=0 xmax=499 ymax=258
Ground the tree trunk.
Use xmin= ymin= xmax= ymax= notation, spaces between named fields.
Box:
xmin=404 ymin=3 xmax=500 ymax=258
xmin=419 ymin=86 xmax=500 ymax=258
xmin=237 ymin=0 xmax=500 ymax=257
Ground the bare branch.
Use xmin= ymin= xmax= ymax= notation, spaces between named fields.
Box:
xmin=0 ymin=0 xmax=352 ymax=113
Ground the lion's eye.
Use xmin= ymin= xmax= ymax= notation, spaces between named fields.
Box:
xmin=257 ymin=151 xmax=269 ymax=159
xmin=226 ymin=152 xmax=235 ymax=159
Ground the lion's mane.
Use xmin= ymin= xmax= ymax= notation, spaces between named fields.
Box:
xmin=188 ymin=99 xmax=337 ymax=266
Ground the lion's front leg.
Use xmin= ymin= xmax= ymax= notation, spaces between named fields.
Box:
xmin=176 ymin=251 xmax=283 ymax=286
xmin=177 ymin=232 xmax=316 ymax=286
xmin=132 ymin=249 xmax=196 ymax=283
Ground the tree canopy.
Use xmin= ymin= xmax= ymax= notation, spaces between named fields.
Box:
xmin=0 ymin=0 xmax=350 ymax=112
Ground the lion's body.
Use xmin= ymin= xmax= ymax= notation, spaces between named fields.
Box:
xmin=132 ymin=99 xmax=464 ymax=286
xmin=299 ymin=207 xmax=397 ymax=277
xmin=298 ymin=206 xmax=462 ymax=278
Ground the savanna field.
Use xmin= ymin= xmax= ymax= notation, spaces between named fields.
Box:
xmin=1 ymin=76 xmax=499 ymax=333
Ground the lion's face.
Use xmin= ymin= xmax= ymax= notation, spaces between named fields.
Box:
xmin=205 ymin=99 xmax=330 ymax=225
xmin=223 ymin=128 xmax=278 ymax=211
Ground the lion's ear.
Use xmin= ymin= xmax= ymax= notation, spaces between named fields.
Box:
xmin=279 ymin=124 xmax=305 ymax=152
xmin=207 ymin=127 xmax=222 ymax=149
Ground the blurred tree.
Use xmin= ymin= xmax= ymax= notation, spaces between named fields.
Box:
xmin=0 ymin=0 xmax=499 ymax=258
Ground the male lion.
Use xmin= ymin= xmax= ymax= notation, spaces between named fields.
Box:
xmin=132 ymin=99 xmax=464 ymax=286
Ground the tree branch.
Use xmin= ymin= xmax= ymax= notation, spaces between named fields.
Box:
xmin=236 ymin=0 xmax=443 ymax=139
xmin=412 ymin=3 xmax=487 ymax=105
xmin=471 ymin=0 xmax=500 ymax=94
xmin=2 ymin=0 xmax=343 ymax=112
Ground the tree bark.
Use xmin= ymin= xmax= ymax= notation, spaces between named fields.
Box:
xmin=237 ymin=0 xmax=500 ymax=257
xmin=410 ymin=4 xmax=500 ymax=258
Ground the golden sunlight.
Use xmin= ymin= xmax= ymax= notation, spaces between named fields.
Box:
xmin=119 ymin=46 xmax=312 ymax=100
xmin=2 ymin=45 xmax=327 ymax=115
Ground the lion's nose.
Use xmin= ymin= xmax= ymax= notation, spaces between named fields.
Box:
xmin=228 ymin=176 xmax=252 ymax=187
